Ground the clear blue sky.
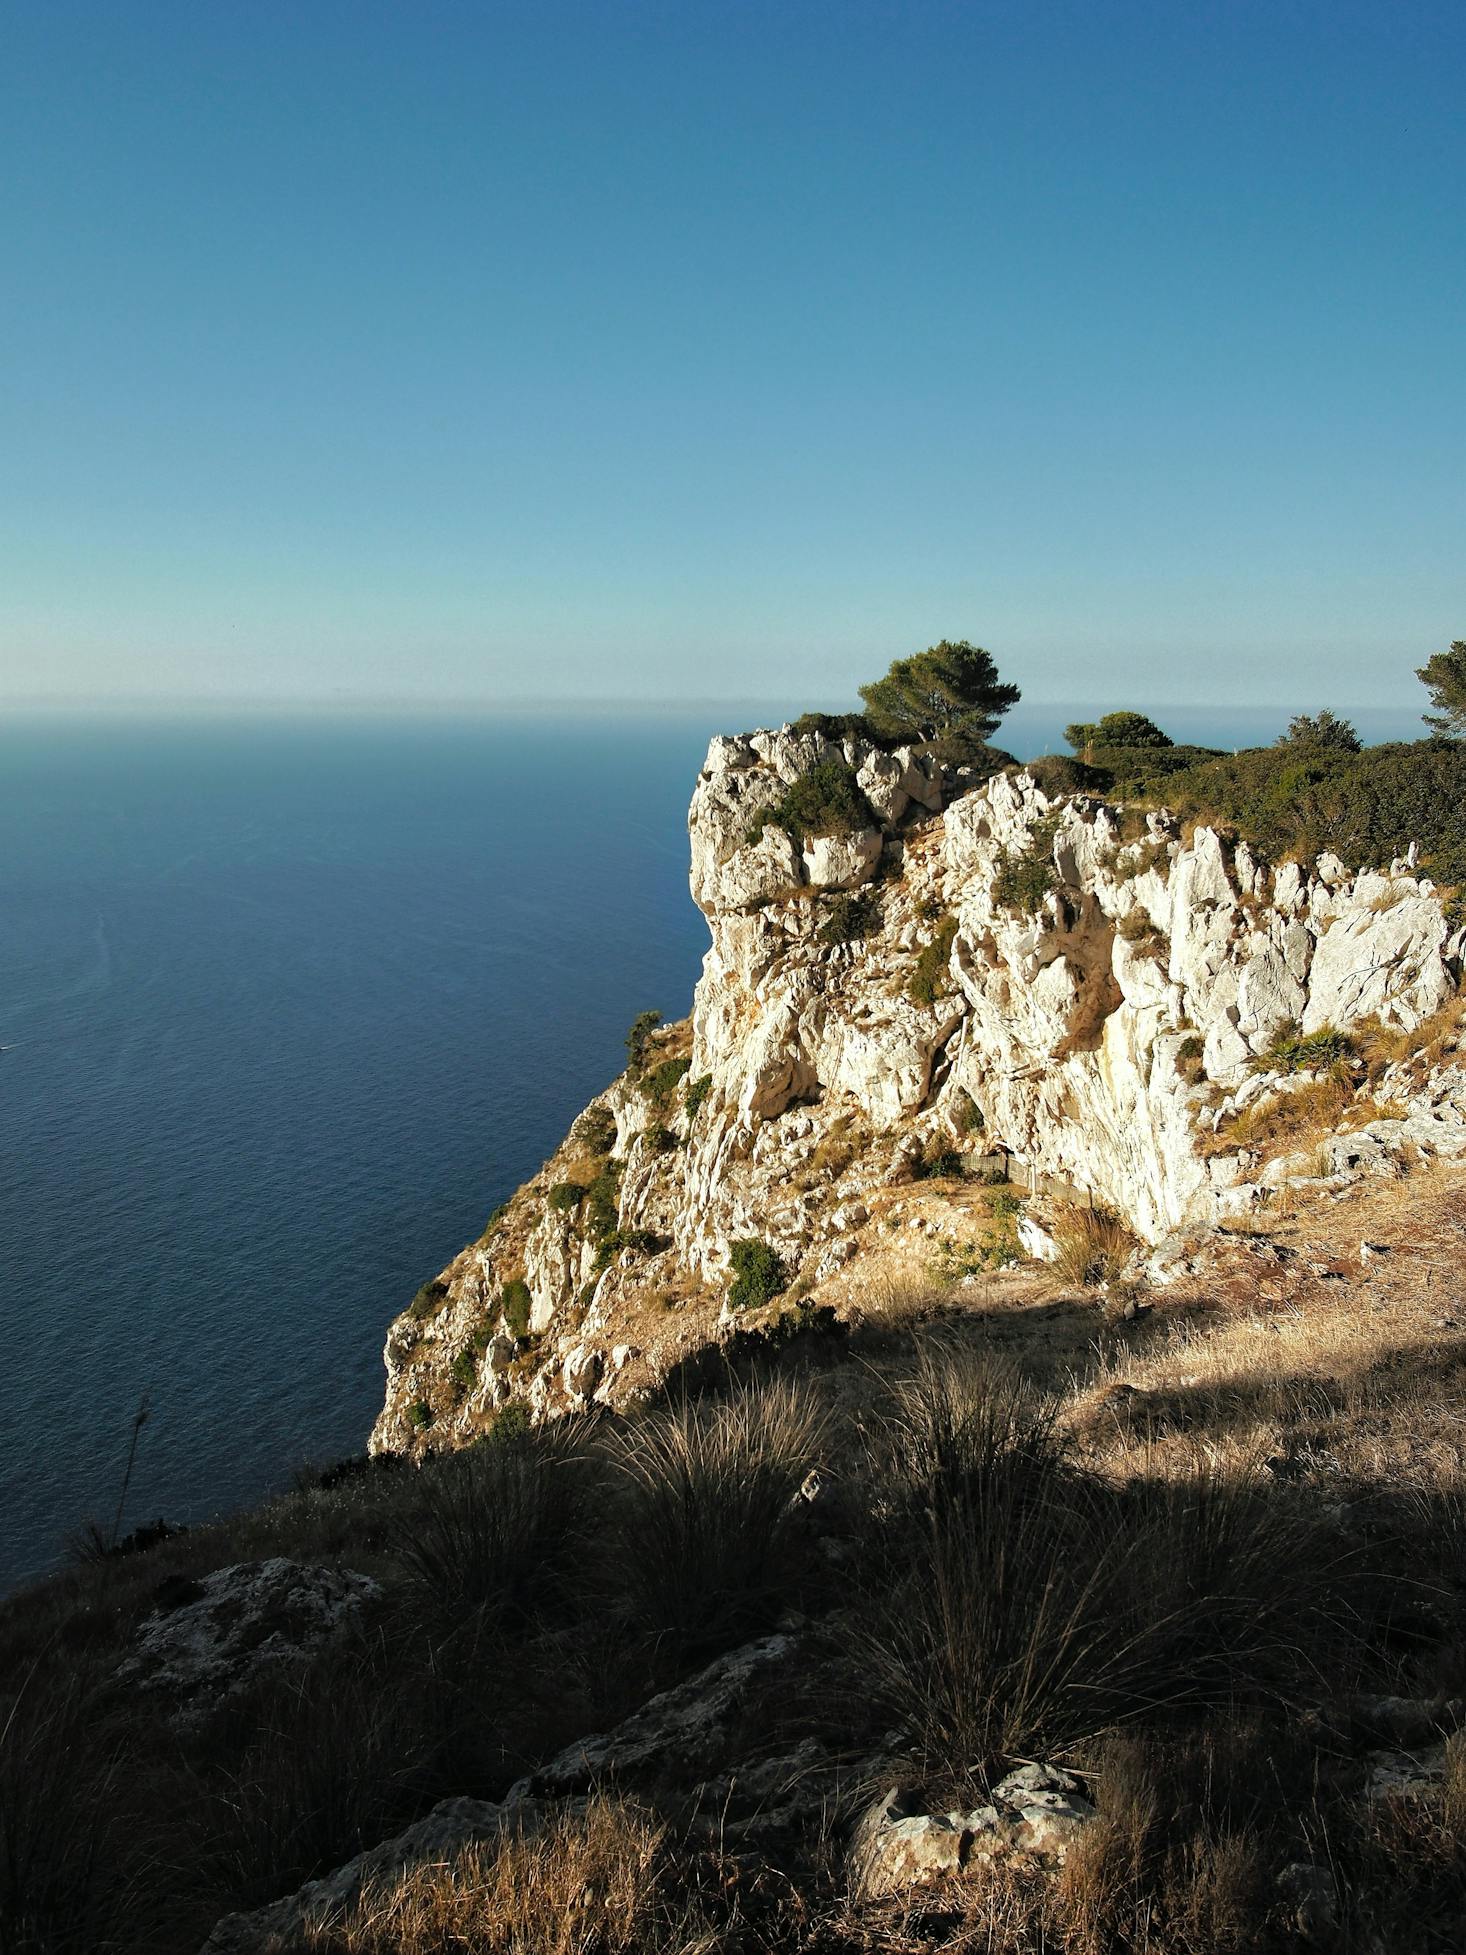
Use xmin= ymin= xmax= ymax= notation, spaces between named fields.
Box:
xmin=2 ymin=0 xmax=1462 ymax=714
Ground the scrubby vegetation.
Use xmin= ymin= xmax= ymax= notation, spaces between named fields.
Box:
xmin=743 ymin=757 xmax=876 ymax=849
xmin=818 ymin=888 xmax=879 ymax=944
xmin=907 ymin=912 xmax=958 ymax=1004
xmin=11 ymin=1170 xmax=1466 ymax=1955
xmin=499 ymin=1278 xmax=532 ymax=1340
xmin=726 ymin=1237 xmax=789 ymax=1311
xmin=994 ymin=826 xmax=1058 ymax=914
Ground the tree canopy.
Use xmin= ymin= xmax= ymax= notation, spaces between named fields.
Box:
xmin=1064 ymin=711 xmax=1174 ymax=754
xmin=858 ymin=641 xmax=1020 ymax=751
xmin=1276 ymin=710 xmax=1361 ymax=753
xmin=1417 ymin=640 xmax=1466 ymax=738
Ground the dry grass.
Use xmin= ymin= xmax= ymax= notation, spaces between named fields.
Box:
xmin=1049 ymin=1204 xmax=1137 ymax=1288
xmin=1200 ymin=1077 xmax=1405 ymax=1161
xmin=305 ymin=1796 xmax=714 ymax=1955
xmin=604 ymin=1374 xmax=829 ymax=1655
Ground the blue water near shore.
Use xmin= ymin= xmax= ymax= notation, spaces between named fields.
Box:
xmin=0 ymin=700 xmax=1427 ymax=1589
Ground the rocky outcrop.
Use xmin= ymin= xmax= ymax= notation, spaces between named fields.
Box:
xmin=118 ymin=1559 xmax=380 ymax=1723
xmin=852 ymin=1763 xmax=1098 ymax=1898
xmin=373 ymin=723 xmax=1466 ymax=1452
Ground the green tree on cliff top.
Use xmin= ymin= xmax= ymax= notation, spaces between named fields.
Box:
xmin=858 ymin=640 xmax=1020 ymax=750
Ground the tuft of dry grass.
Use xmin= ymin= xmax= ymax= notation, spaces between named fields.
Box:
xmin=304 ymin=1795 xmax=715 ymax=1955
xmin=391 ymin=1419 xmax=595 ymax=1629
xmin=1050 ymin=1204 xmax=1137 ymax=1288
xmin=604 ymin=1374 xmax=829 ymax=1655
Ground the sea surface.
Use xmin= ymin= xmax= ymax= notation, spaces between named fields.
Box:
xmin=0 ymin=700 xmax=1425 ymax=1589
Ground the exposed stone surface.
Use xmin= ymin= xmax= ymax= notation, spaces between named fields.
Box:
xmin=851 ymin=1763 xmax=1097 ymax=1898
xmin=118 ymin=1559 xmax=380 ymax=1719
xmin=199 ymin=1795 xmax=533 ymax=1954
xmin=512 ymin=1632 xmax=797 ymax=1799
xmin=373 ymin=722 xmax=1466 ymax=1451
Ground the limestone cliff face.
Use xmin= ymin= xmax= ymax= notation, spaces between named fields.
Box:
xmin=372 ymin=725 xmax=1466 ymax=1453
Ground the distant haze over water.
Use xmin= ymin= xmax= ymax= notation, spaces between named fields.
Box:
xmin=0 ymin=698 xmax=1430 ymax=1588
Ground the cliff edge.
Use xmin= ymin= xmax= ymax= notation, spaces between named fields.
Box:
xmin=374 ymin=722 xmax=1466 ymax=1451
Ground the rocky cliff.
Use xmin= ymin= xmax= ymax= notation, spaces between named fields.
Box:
xmin=373 ymin=723 xmax=1466 ymax=1451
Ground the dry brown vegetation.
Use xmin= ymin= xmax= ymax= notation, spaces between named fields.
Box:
xmin=8 ymin=1164 xmax=1466 ymax=1951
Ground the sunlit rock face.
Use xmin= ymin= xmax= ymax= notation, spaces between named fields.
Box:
xmin=373 ymin=723 xmax=1465 ymax=1452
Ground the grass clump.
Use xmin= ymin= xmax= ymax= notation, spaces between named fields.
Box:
xmin=743 ymin=758 xmax=876 ymax=849
xmin=907 ymin=913 xmax=958 ymax=1004
xmin=847 ymin=1342 xmax=1357 ymax=1790
xmin=1050 ymin=1204 xmax=1136 ymax=1288
xmin=392 ymin=1420 xmax=591 ymax=1629
xmin=310 ymin=1795 xmax=700 ymax=1955
xmin=727 ymin=1238 xmax=789 ymax=1311
xmin=1256 ymin=1020 xmax=1355 ymax=1075
xmin=1116 ymin=907 xmax=1167 ymax=954
xmin=605 ymin=1376 xmax=827 ymax=1653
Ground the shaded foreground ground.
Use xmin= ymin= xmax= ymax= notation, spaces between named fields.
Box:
xmin=5 ymin=1164 xmax=1466 ymax=1952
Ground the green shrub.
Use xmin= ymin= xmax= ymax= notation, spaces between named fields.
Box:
xmin=407 ymin=1399 xmax=433 ymax=1431
xmin=594 ymin=1226 xmax=668 ymax=1273
xmin=547 ymin=1181 xmax=585 ymax=1212
xmin=642 ymin=1054 xmax=691 ymax=1105
xmin=572 ymin=1104 xmax=618 ymax=1156
xmin=643 ymin=1124 xmax=679 ymax=1155
xmin=583 ymin=1162 xmax=621 ymax=1245
xmin=406 ymin=1280 xmax=449 ymax=1324
xmin=954 ymin=1091 xmax=984 ymax=1134
xmin=908 ymin=914 xmax=958 ymax=1004
xmin=683 ymin=1073 xmax=712 ymax=1119
xmin=994 ymin=827 xmax=1058 ymax=913
xmin=743 ymin=758 xmax=876 ymax=849
xmin=624 ymin=1010 xmax=662 ymax=1075
xmin=1256 ymin=1023 xmax=1355 ymax=1076
xmin=727 ymin=1238 xmax=789 ymax=1311
xmin=819 ymin=890 xmax=879 ymax=944
xmin=449 ymin=1346 xmax=479 ymax=1394
xmin=481 ymin=1202 xmax=508 ymax=1237
xmin=1129 ymin=737 xmax=1466 ymax=871
xmin=500 ymin=1279 xmax=532 ymax=1340
xmin=913 ymin=1144 xmax=966 ymax=1181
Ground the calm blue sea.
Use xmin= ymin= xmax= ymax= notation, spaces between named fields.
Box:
xmin=0 ymin=700 xmax=1424 ymax=1589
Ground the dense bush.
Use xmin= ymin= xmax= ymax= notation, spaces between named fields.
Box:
xmin=406 ymin=1280 xmax=448 ymax=1324
xmin=819 ymin=889 xmax=879 ymax=944
xmin=572 ymin=1103 xmax=618 ymax=1156
xmin=744 ymin=758 xmax=876 ymax=849
xmin=624 ymin=1010 xmax=662 ymax=1075
xmin=547 ymin=1181 xmax=585 ymax=1213
xmin=500 ymin=1279 xmax=532 ymax=1340
xmin=641 ymin=1054 xmax=690 ymax=1106
xmin=727 ymin=1238 xmax=789 ymax=1311
xmin=683 ymin=1073 xmax=712 ymax=1119
xmin=1126 ymin=737 xmax=1466 ymax=873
